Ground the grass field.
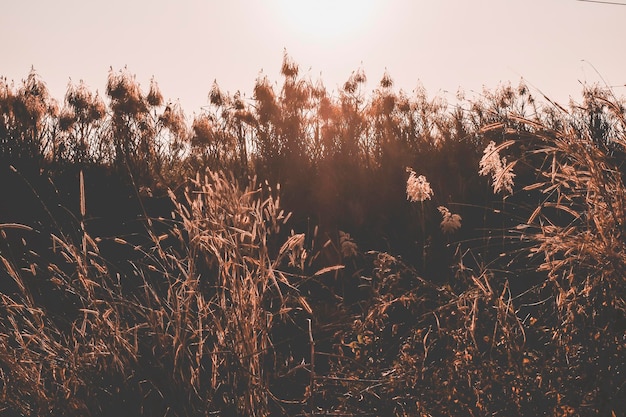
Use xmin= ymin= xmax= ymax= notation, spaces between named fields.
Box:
xmin=0 ymin=65 xmax=624 ymax=416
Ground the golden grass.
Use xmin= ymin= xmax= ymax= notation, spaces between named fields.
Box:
xmin=1 ymin=82 xmax=624 ymax=416
xmin=0 ymin=169 xmax=316 ymax=416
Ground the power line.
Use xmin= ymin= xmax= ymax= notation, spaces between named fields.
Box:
xmin=577 ymin=0 xmax=626 ymax=5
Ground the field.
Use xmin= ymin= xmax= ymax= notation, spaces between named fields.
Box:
xmin=0 ymin=57 xmax=624 ymax=416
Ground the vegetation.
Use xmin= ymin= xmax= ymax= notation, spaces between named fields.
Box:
xmin=0 ymin=55 xmax=624 ymax=416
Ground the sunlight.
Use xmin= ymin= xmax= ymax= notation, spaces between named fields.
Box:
xmin=273 ymin=0 xmax=380 ymax=42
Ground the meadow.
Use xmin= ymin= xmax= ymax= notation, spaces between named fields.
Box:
xmin=0 ymin=56 xmax=624 ymax=416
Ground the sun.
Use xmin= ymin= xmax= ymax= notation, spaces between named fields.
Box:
xmin=273 ymin=0 xmax=380 ymax=42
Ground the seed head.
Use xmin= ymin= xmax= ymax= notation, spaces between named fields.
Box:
xmin=438 ymin=206 xmax=462 ymax=234
xmin=406 ymin=168 xmax=433 ymax=203
xmin=479 ymin=141 xmax=515 ymax=195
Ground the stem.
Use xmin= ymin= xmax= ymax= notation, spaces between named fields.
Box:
xmin=421 ymin=200 xmax=426 ymax=273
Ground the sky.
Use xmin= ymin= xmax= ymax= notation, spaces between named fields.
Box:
xmin=2 ymin=0 xmax=626 ymax=115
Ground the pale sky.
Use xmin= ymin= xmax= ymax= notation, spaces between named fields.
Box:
xmin=2 ymin=0 xmax=625 ymax=114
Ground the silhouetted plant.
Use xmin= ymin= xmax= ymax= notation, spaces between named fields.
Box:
xmin=56 ymin=80 xmax=107 ymax=165
xmin=105 ymin=68 xmax=186 ymax=186
xmin=190 ymin=82 xmax=253 ymax=179
xmin=0 ymin=70 xmax=57 ymax=171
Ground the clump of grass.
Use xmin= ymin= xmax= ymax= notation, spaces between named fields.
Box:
xmin=471 ymin=86 xmax=626 ymax=415
xmin=0 ymin=169 xmax=313 ymax=416
xmin=0 ymin=204 xmax=140 ymax=416
xmin=139 ymin=170 xmax=308 ymax=416
xmin=478 ymin=139 xmax=516 ymax=195
xmin=322 ymin=251 xmax=531 ymax=416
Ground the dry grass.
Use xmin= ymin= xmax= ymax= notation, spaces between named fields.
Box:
xmin=1 ymin=84 xmax=625 ymax=416
xmin=0 ymin=169 xmax=314 ymax=416
xmin=0 ymin=211 xmax=139 ymax=415
xmin=311 ymin=87 xmax=625 ymax=416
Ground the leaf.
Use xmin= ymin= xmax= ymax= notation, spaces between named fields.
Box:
xmin=313 ymin=265 xmax=344 ymax=276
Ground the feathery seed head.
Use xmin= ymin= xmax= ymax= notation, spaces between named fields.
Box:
xmin=438 ymin=206 xmax=462 ymax=234
xmin=479 ymin=141 xmax=515 ymax=195
xmin=406 ymin=168 xmax=433 ymax=202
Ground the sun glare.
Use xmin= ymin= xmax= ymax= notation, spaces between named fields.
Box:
xmin=273 ymin=0 xmax=380 ymax=42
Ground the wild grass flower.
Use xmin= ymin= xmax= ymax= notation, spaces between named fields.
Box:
xmin=406 ymin=168 xmax=433 ymax=271
xmin=406 ymin=168 xmax=433 ymax=202
xmin=479 ymin=141 xmax=515 ymax=195
xmin=209 ymin=81 xmax=224 ymax=106
xmin=66 ymin=81 xmax=106 ymax=123
xmin=159 ymin=102 xmax=185 ymax=135
xmin=58 ymin=108 xmax=76 ymax=131
xmin=106 ymin=68 xmax=146 ymax=115
xmin=437 ymin=206 xmax=462 ymax=234
xmin=339 ymin=230 xmax=358 ymax=258
xmin=146 ymin=77 xmax=163 ymax=107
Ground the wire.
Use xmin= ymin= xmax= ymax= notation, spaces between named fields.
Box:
xmin=577 ymin=0 xmax=626 ymax=5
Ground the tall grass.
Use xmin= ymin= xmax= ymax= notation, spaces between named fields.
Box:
xmin=0 ymin=169 xmax=313 ymax=416
xmin=2 ymin=74 xmax=625 ymax=416
xmin=315 ymin=87 xmax=625 ymax=416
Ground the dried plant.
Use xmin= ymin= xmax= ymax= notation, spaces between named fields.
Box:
xmin=2 ymin=62 xmax=624 ymax=417
xmin=405 ymin=168 xmax=433 ymax=203
xmin=0 ymin=169 xmax=316 ymax=417
xmin=479 ymin=140 xmax=516 ymax=195
xmin=437 ymin=205 xmax=462 ymax=235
